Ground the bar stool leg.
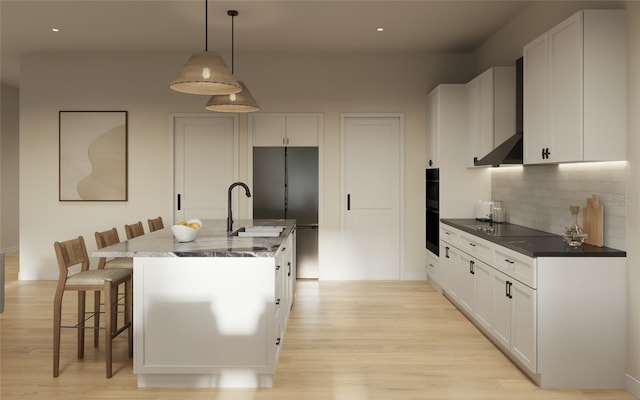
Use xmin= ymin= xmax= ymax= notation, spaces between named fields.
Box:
xmin=104 ymin=281 xmax=113 ymax=378
xmin=94 ymin=291 xmax=101 ymax=347
xmin=53 ymin=289 xmax=63 ymax=377
xmin=77 ymin=290 xmax=85 ymax=359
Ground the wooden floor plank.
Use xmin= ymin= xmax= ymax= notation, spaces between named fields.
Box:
xmin=0 ymin=252 xmax=635 ymax=399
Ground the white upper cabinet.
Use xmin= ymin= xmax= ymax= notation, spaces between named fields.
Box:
xmin=250 ymin=114 xmax=321 ymax=147
xmin=426 ymin=90 xmax=440 ymax=168
xmin=523 ymin=10 xmax=626 ymax=164
xmin=466 ymin=67 xmax=515 ymax=168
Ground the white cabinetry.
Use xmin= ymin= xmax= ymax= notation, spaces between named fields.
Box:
xmin=425 ymin=250 xmax=441 ymax=291
xmin=250 ymin=113 xmax=321 ymax=147
xmin=523 ymin=10 xmax=626 ymax=164
xmin=466 ymin=67 xmax=515 ymax=167
xmin=439 ymin=223 xmax=626 ymax=388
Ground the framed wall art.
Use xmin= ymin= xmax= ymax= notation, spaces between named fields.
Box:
xmin=59 ymin=111 xmax=128 ymax=201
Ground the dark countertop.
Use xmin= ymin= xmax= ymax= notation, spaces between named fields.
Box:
xmin=441 ymin=219 xmax=626 ymax=258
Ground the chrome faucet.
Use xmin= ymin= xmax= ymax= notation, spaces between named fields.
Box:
xmin=227 ymin=182 xmax=251 ymax=232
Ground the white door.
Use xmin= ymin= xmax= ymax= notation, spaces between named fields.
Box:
xmin=174 ymin=115 xmax=238 ymax=223
xmin=340 ymin=114 xmax=402 ymax=280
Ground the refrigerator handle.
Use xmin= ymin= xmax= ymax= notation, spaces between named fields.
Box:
xmin=347 ymin=194 xmax=351 ymax=211
xmin=177 ymin=194 xmax=181 ymax=211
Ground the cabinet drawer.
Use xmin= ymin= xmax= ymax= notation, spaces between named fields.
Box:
xmin=458 ymin=231 xmax=492 ymax=264
xmin=440 ymin=225 xmax=459 ymax=245
xmin=493 ymin=247 xmax=536 ymax=288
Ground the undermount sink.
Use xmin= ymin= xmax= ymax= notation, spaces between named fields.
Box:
xmin=231 ymin=226 xmax=284 ymax=237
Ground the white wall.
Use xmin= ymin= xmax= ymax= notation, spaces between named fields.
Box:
xmin=18 ymin=51 xmax=474 ymax=280
xmin=1 ymin=83 xmax=20 ymax=252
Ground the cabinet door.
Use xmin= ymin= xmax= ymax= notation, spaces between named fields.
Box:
xmin=548 ymin=12 xmax=583 ymax=163
xmin=457 ymin=252 xmax=475 ymax=314
xmin=473 ymin=260 xmax=494 ymax=332
xmin=441 ymin=244 xmax=460 ymax=298
xmin=510 ymin=280 xmax=537 ymax=372
xmin=252 ymin=115 xmax=321 ymax=147
xmin=523 ymin=33 xmax=550 ymax=164
xmin=426 ymin=90 xmax=439 ymax=168
xmin=466 ymin=71 xmax=494 ymax=168
xmin=466 ymin=77 xmax=480 ymax=167
xmin=252 ymin=116 xmax=287 ymax=146
xmin=286 ymin=115 xmax=320 ymax=146
xmin=426 ymin=250 xmax=440 ymax=290
xmin=491 ymin=270 xmax=511 ymax=350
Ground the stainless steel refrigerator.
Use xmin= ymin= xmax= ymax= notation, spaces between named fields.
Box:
xmin=253 ymin=147 xmax=319 ymax=279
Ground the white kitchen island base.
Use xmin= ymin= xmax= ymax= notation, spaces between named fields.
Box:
xmin=105 ymin=221 xmax=298 ymax=388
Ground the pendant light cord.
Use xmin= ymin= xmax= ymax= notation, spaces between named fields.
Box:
xmin=231 ymin=12 xmax=235 ymax=73
xmin=205 ymin=0 xmax=208 ymax=51
xmin=228 ymin=10 xmax=238 ymax=73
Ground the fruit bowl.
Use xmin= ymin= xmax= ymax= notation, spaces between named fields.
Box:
xmin=171 ymin=219 xmax=203 ymax=242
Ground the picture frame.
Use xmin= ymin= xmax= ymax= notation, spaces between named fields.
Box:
xmin=59 ymin=111 xmax=128 ymax=201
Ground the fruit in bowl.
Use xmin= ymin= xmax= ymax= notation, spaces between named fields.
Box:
xmin=171 ymin=219 xmax=203 ymax=242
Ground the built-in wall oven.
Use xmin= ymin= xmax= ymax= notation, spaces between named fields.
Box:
xmin=426 ymin=169 xmax=439 ymax=256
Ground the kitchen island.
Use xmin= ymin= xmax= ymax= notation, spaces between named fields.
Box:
xmin=93 ymin=219 xmax=296 ymax=388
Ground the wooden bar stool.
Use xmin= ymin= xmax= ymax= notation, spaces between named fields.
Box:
xmin=147 ymin=216 xmax=164 ymax=232
xmin=95 ymin=228 xmax=133 ymax=270
xmin=94 ymin=227 xmax=134 ymax=347
xmin=124 ymin=221 xmax=144 ymax=240
xmin=53 ymin=236 xmax=133 ymax=378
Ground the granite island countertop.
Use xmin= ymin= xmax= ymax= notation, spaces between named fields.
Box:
xmin=92 ymin=219 xmax=296 ymax=258
xmin=441 ymin=218 xmax=626 ymax=258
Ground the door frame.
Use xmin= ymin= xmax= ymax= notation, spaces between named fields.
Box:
xmin=340 ymin=113 xmax=405 ymax=279
xmin=171 ymin=113 xmax=239 ymax=224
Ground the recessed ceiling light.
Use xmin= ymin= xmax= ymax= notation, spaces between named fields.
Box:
xmin=52 ymin=28 xmax=60 ymax=32
xmin=377 ymin=27 xmax=384 ymax=32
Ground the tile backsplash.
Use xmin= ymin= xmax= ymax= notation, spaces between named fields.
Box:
xmin=491 ymin=162 xmax=627 ymax=251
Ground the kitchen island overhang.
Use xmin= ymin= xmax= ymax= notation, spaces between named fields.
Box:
xmin=93 ymin=219 xmax=297 ymax=388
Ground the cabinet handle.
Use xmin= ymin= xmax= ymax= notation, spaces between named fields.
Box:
xmin=504 ymin=259 xmax=514 ymax=264
xmin=177 ymin=194 xmax=181 ymax=211
xmin=469 ymin=242 xmax=476 ymax=247
xmin=276 ymin=338 xmax=281 ymax=346
xmin=276 ymin=298 xmax=280 ymax=305
xmin=506 ymin=281 xmax=513 ymax=299
xmin=429 ymin=159 xmax=433 ymax=167
xmin=287 ymin=261 xmax=291 ymax=277
xmin=506 ymin=280 xmax=510 ymax=298
xmin=276 ymin=265 xmax=281 ymax=271
xmin=347 ymin=194 xmax=351 ymax=211
xmin=469 ymin=260 xmax=475 ymax=275
xmin=428 ymin=263 xmax=434 ymax=268
xmin=541 ymin=148 xmax=545 ymax=159
xmin=445 ymin=246 xmax=450 ymax=258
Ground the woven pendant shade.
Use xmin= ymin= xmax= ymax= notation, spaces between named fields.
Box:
xmin=170 ymin=51 xmax=241 ymax=95
xmin=205 ymin=81 xmax=260 ymax=112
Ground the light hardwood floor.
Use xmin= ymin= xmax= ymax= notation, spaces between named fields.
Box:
xmin=0 ymin=252 xmax=635 ymax=400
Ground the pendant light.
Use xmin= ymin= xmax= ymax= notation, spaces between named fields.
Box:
xmin=205 ymin=10 xmax=260 ymax=113
xmin=170 ymin=1 xmax=241 ymax=95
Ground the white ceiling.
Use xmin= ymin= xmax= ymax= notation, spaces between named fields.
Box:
xmin=0 ymin=0 xmax=533 ymax=87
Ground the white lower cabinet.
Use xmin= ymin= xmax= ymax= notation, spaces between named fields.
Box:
xmin=425 ymin=250 xmax=441 ymax=291
xmin=440 ymin=223 xmax=626 ymax=388
xmin=457 ymin=252 xmax=475 ymax=314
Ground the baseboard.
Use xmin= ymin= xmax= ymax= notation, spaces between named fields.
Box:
xmin=627 ymin=373 xmax=640 ymax=399
xmin=18 ymin=270 xmax=57 ymax=281
xmin=0 ymin=246 xmax=18 ymax=254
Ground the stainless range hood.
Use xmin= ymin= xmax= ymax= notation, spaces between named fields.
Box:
xmin=474 ymin=57 xmax=523 ymax=167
